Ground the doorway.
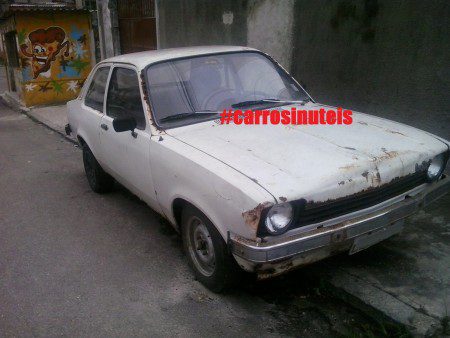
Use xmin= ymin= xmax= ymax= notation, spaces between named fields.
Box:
xmin=117 ymin=0 xmax=157 ymax=53
xmin=4 ymin=31 xmax=19 ymax=92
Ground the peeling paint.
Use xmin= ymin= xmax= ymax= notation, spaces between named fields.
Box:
xmin=372 ymin=168 xmax=382 ymax=186
xmin=386 ymin=129 xmax=406 ymax=136
xmin=362 ymin=170 xmax=369 ymax=181
xmin=415 ymin=160 xmax=431 ymax=172
xmin=242 ymin=201 xmax=273 ymax=230
xmin=372 ymin=150 xmax=399 ymax=162
xmin=305 ymin=171 xmax=426 ymax=209
xmin=339 ymin=163 xmax=360 ymax=170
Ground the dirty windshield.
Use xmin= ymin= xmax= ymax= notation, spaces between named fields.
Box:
xmin=145 ymin=52 xmax=309 ymax=128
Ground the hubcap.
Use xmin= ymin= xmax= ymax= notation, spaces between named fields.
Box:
xmin=187 ymin=216 xmax=215 ymax=276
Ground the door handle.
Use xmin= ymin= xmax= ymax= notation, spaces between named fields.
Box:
xmin=100 ymin=123 xmax=108 ymax=131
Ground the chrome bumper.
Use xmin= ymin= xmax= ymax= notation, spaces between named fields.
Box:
xmin=229 ymin=175 xmax=450 ymax=264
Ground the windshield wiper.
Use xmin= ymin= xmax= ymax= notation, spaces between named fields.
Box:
xmin=231 ymin=98 xmax=310 ymax=108
xmin=159 ymin=111 xmax=219 ymax=123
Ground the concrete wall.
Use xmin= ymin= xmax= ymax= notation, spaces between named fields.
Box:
xmin=156 ymin=0 xmax=450 ymax=139
xmin=157 ymin=0 xmax=248 ymax=48
xmin=96 ymin=0 xmax=121 ymax=58
xmin=246 ymin=0 xmax=294 ymax=70
xmin=290 ymin=0 xmax=450 ymax=139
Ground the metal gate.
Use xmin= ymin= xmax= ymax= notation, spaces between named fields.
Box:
xmin=117 ymin=0 xmax=157 ymax=53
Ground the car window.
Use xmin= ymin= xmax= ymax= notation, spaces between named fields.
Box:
xmin=106 ymin=67 xmax=146 ymax=130
xmin=85 ymin=66 xmax=110 ymax=112
xmin=146 ymin=52 xmax=309 ymax=128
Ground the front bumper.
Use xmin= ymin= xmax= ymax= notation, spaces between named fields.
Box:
xmin=229 ymin=175 xmax=450 ymax=275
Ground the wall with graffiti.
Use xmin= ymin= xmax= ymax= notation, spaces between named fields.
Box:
xmin=16 ymin=12 xmax=93 ymax=106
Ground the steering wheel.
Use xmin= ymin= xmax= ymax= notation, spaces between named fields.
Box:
xmin=202 ymin=88 xmax=236 ymax=110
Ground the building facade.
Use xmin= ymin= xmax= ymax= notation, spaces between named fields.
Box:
xmin=0 ymin=2 xmax=95 ymax=106
xmin=95 ymin=0 xmax=157 ymax=59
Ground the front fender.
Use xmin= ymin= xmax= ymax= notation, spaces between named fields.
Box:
xmin=149 ymin=135 xmax=275 ymax=240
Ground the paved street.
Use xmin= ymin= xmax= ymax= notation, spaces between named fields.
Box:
xmin=0 ymin=102 xmax=397 ymax=336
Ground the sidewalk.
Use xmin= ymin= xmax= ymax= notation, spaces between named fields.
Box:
xmin=1 ymin=91 xmax=449 ymax=336
xmin=314 ymin=195 xmax=450 ymax=336
xmin=0 ymin=91 xmax=74 ymax=143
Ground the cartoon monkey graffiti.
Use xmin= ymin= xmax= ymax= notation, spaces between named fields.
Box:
xmin=20 ymin=26 xmax=70 ymax=79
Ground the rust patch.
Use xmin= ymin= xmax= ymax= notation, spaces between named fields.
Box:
xmin=362 ymin=170 xmax=369 ymax=181
xmin=140 ymin=71 xmax=162 ymax=130
xmin=415 ymin=160 xmax=431 ymax=172
xmin=242 ymin=201 xmax=273 ymax=230
xmin=339 ymin=163 xmax=360 ymax=170
xmin=305 ymin=171 xmax=421 ymax=209
xmin=256 ymin=259 xmax=294 ymax=279
xmin=372 ymin=169 xmax=381 ymax=186
xmin=362 ymin=168 xmax=382 ymax=186
xmin=386 ymin=129 xmax=406 ymax=136
xmin=372 ymin=150 xmax=399 ymax=162
xmin=279 ymin=196 xmax=287 ymax=202
xmin=232 ymin=234 xmax=257 ymax=246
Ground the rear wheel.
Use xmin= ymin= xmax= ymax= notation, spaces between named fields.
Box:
xmin=181 ymin=205 xmax=237 ymax=292
xmin=82 ymin=144 xmax=114 ymax=193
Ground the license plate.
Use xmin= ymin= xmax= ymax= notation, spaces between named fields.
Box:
xmin=349 ymin=220 xmax=404 ymax=255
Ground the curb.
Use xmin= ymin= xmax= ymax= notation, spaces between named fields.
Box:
xmin=0 ymin=93 xmax=77 ymax=145
xmin=313 ymin=265 xmax=443 ymax=337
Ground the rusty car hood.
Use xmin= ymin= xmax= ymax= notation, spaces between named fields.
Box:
xmin=166 ymin=104 xmax=448 ymax=203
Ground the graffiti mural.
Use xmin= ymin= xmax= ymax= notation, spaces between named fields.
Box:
xmin=16 ymin=12 xmax=93 ymax=106
xmin=20 ymin=26 xmax=70 ymax=79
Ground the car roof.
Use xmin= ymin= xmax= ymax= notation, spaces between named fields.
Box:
xmin=100 ymin=45 xmax=259 ymax=70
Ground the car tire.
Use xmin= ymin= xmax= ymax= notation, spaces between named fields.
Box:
xmin=82 ymin=144 xmax=114 ymax=193
xmin=181 ymin=205 xmax=237 ymax=293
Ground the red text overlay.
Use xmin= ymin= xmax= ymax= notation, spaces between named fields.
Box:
xmin=220 ymin=108 xmax=353 ymax=125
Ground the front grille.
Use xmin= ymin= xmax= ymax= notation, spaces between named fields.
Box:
xmin=295 ymin=171 xmax=427 ymax=228
xmin=257 ymin=171 xmax=428 ymax=236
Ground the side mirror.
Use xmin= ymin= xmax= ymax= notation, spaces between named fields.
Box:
xmin=113 ymin=116 xmax=137 ymax=132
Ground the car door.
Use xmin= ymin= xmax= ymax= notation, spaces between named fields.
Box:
xmin=99 ymin=64 xmax=160 ymax=212
xmin=80 ymin=65 xmax=111 ymax=162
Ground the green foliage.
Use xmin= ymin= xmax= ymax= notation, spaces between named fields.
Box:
xmin=51 ymin=80 xmax=62 ymax=94
xmin=17 ymin=29 xmax=27 ymax=45
xmin=68 ymin=57 xmax=89 ymax=75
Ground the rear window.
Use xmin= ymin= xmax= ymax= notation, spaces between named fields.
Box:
xmin=85 ymin=67 xmax=110 ymax=112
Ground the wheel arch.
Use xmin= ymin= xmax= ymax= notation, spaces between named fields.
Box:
xmin=77 ymin=135 xmax=87 ymax=147
xmin=171 ymin=197 xmax=221 ymax=237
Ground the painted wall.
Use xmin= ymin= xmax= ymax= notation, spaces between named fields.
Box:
xmin=16 ymin=12 xmax=93 ymax=106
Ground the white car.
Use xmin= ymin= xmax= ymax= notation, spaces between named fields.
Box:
xmin=66 ymin=46 xmax=449 ymax=292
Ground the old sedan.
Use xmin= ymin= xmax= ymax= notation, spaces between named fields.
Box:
xmin=66 ymin=46 xmax=449 ymax=292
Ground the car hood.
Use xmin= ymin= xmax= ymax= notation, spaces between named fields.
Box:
xmin=166 ymin=103 xmax=448 ymax=203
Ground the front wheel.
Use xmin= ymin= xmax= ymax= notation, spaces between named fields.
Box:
xmin=181 ymin=205 xmax=237 ymax=292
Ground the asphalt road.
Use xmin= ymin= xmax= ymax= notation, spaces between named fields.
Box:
xmin=0 ymin=103 xmax=406 ymax=337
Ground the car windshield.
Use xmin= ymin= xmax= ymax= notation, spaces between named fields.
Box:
xmin=145 ymin=51 xmax=310 ymax=128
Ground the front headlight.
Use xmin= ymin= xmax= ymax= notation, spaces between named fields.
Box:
xmin=427 ymin=153 xmax=446 ymax=181
xmin=265 ymin=203 xmax=293 ymax=235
